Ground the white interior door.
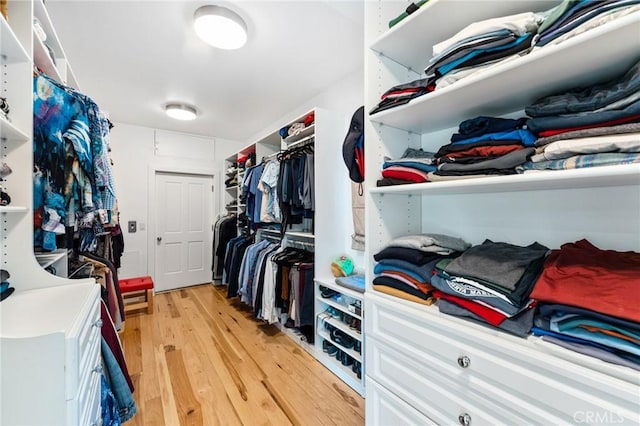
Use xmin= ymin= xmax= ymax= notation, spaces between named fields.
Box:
xmin=155 ymin=172 xmax=213 ymax=292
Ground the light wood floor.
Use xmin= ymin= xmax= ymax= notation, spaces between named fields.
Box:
xmin=120 ymin=284 xmax=365 ymax=426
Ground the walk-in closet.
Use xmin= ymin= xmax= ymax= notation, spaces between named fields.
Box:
xmin=0 ymin=0 xmax=638 ymax=425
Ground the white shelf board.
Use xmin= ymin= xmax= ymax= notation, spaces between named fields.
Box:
xmin=370 ymin=12 xmax=640 ymax=134
xmin=283 ymin=124 xmax=315 ymax=145
xmin=317 ymin=295 xmax=362 ymax=321
xmin=316 ymin=351 xmax=364 ymax=396
xmin=315 ymin=277 xmax=365 ymax=301
xmin=319 ymin=314 xmax=362 ymax=343
xmin=225 ymin=185 xmax=238 ymax=191
xmin=370 ymin=164 xmax=640 ymax=196
xmin=317 ymin=328 xmax=362 ymax=363
xmin=33 ymin=31 xmax=64 ymax=84
xmin=0 ymin=206 xmax=28 ymax=214
xmin=0 ymin=116 xmax=30 ymax=143
xmin=0 ymin=15 xmax=30 ymax=63
xmin=370 ymin=0 xmax=557 ymax=72
xmin=34 ymin=250 xmax=67 ymax=269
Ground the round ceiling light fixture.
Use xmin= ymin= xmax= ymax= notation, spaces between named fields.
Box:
xmin=165 ymin=103 xmax=197 ymax=121
xmin=194 ymin=5 xmax=248 ymax=50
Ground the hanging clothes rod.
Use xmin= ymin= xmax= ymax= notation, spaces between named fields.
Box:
xmin=285 ymin=135 xmax=315 ymax=151
xmin=262 ymin=151 xmax=281 ymax=162
xmin=287 ymin=240 xmax=315 ymax=249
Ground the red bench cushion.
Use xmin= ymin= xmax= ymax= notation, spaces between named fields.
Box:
xmin=119 ymin=276 xmax=154 ymax=293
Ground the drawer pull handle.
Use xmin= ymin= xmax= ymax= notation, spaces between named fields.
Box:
xmin=93 ymin=364 xmax=103 ymax=374
xmin=93 ymin=319 xmax=103 ymax=328
xmin=457 ymin=356 xmax=470 ymax=368
xmin=458 ymin=413 xmax=471 ymax=426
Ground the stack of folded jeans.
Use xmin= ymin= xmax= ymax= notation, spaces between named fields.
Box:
xmin=431 ymin=239 xmax=549 ymax=337
xmin=521 ymin=59 xmax=640 ymax=172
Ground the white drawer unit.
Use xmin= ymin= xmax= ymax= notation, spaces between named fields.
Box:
xmin=366 ymin=292 xmax=640 ymax=425
xmin=0 ymin=282 xmax=102 ymax=425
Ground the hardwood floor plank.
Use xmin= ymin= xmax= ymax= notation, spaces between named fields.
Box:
xmin=120 ymin=283 xmax=365 ymax=425
xmin=165 ymin=347 xmax=204 ymax=425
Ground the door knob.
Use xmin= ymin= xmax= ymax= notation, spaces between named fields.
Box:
xmin=157 ymin=237 xmax=162 ymax=243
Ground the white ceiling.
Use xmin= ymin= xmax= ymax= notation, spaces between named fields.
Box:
xmin=46 ymin=1 xmax=364 ymax=142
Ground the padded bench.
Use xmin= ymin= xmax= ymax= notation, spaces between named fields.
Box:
xmin=119 ymin=276 xmax=154 ymax=315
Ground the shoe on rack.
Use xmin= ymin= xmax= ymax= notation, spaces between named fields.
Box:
xmin=352 ymin=361 xmax=362 ymax=379
xmin=341 ymin=352 xmax=354 ymax=367
xmin=0 ymin=191 xmax=10 ymax=206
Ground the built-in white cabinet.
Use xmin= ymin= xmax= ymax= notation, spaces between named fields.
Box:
xmin=0 ymin=283 xmax=101 ymax=425
xmin=0 ymin=2 xmax=100 ymax=424
xmin=364 ymin=1 xmax=640 ymax=424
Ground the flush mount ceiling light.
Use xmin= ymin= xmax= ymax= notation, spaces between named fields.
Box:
xmin=194 ymin=5 xmax=248 ymax=50
xmin=165 ymin=103 xmax=197 ymax=121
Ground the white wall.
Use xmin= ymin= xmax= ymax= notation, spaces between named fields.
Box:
xmin=109 ymin=123 xmax=243 ymax=279
xmin=245 ymin=68 xmax=365 ymax=268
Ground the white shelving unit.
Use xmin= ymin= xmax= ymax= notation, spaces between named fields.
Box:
xmin=365 ymin=1 xmax=640 ymax=424
xmin=315 ymin=277 xmax=364 ymax=396
xmin=221 ymin=107 xmax=358 ymax=393
xmin=1 ymin=2 xmax=100 ymax=424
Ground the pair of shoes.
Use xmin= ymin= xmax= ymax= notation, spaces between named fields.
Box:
xmin=348 ymin=317 xmax=360 ymax=330
xmin=340 ymin=351 xmax=353 ymax=367
xmin=331 ymin=328 xmax=355 ymax=349
xmin=323 ymin=340 xmax=338 ymax=356
xmin=0 ymin=190 xmax=10 ymax=206
xmin=352 ymin=360 xmax=362 ymax=379
xmin=354 ymin=340 xmax=361 ymax=354
xmin=320 ymin=285 xmax=339 ymax=299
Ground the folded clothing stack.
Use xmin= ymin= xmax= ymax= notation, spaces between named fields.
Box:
xmin=521 ymin=59 xmax=640 ymax=172
xmin=430 ymin=116 xmax=536 ymax=180
xmin=373 ymin=233 xmax=470 ymax=305
xmin=377 ymin=148 xmax=437 ymax=186
xmin=533 ymin=0 xmax=640 ymax=48
xmin=431 ymin=240 xmax=549 ymax=337
xmin=530 ymin=239 xmax=640 ymax=370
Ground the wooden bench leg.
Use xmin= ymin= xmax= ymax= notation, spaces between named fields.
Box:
xmin=146 ymin=288 xmax=153 ymax=314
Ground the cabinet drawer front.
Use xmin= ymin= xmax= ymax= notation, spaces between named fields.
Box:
xmin=66 ymin=293 xmax=100 ymax=400
xmin=367 ymin=337 xmax=547 ymax=426
xmin=366 ymin=377 xmax=437 ymax=426
xmin=68 ymin=338 xmax=101 ymax=424
xmin=81 ymin=369 xmax=102 ymax=426
xmin=366 ymin=293 xmax=640 ymax=424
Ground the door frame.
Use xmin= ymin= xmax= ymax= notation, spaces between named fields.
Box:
xmin=147 ymin=163 xmax=216 ymax=291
